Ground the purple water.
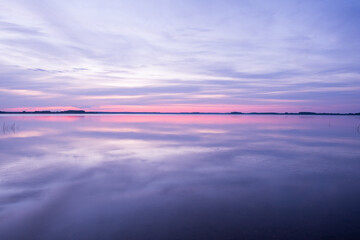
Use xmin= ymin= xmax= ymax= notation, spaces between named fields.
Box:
xmin=1 ymin=114 xmax=360 ymax=240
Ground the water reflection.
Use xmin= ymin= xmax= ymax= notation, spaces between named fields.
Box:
xmin=0 ymin=115 xmax=360 ymax=240
xmin=1 ymin=122 xmax=18 ymax=135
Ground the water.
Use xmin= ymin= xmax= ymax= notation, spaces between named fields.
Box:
xmin=1 ymin=114 xmax=360 ymax=240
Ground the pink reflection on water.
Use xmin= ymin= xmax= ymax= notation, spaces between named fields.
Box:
xmin=0 ymin=115 xmax=84 ymax=122
xmin=96 ymin=114 xmax=298 ymax=124
xmin=0 ymin=114 xmax=360 ymax=239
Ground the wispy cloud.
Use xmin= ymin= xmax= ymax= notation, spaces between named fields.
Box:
xmin=0 ymin=88 xmax=61 ymax=98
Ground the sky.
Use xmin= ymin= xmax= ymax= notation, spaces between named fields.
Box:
xmin=0 ymin=0 xmax=359 ymax=113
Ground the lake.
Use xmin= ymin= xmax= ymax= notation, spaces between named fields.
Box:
xmin=1 ymin=114 xmax=360 ymax=240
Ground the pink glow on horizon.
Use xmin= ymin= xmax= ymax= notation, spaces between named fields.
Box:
xmin=88 ymin=104 xmax=295 ymax=113
xmin=2 ymin=103 xmax=355 ymax=113
xmin=2 ymin=104 xmax=291 ymax=113
xmin=2 ymin=106 xmax=84 ymax=112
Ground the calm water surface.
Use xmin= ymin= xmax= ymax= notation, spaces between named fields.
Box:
xmin=1 ymin=114 xmax=360 ymax=240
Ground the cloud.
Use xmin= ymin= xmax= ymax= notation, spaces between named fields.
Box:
xmin=0 ymin=0 xmax=359 ymax=112
xmin=0 ymin=88 xmax=61 ymax=98
xmin=0 ymin=21 xmax=42 ymax=35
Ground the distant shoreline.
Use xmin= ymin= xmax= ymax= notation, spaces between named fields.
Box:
xmin=0 ymin=110 xmax=359 ymax=115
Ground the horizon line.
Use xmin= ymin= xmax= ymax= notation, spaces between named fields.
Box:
xmin=1 ymin=110 xmax=359 ymax=115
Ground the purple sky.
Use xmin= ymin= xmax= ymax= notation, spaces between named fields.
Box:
xmin=1 ymin=0 xmax=359 ymax=112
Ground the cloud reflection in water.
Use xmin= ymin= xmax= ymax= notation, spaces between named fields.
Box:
xmin=0 ymin=115 xmax=360 ymax=240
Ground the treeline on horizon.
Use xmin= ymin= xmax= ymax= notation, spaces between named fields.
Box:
xmin=0 ymin=110 xmax=359 ymax=115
